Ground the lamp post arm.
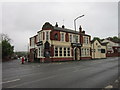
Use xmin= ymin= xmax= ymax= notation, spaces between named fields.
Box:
xmin=74 ymin=14 xmax=85 ymax=43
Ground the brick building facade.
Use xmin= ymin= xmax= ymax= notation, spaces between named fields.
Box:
xmin=29 ymin=22 xmax=92 ymax=62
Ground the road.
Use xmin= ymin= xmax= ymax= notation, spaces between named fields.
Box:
xmin=2 ymin=57 xmax=119 ymax=88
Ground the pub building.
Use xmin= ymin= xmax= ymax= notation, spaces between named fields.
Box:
xmin=29 ymin=22 xmax=91 ymax=62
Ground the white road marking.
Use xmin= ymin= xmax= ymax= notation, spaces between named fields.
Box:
xmin=8 ymin=75 xmax=57 ymax=88
xmin=2 ymin=79 xmax=20 ymax=84
xmin=105 ymin=85 xmax=113 ymax=88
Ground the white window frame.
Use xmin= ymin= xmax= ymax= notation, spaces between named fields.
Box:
xmin=46 ymin=31 xmax=49 ymax=41
xmin=59 ymin=47 xmax=62 ymax=56
xmin=60 ymin=33 xmax=65 ymax=42
xmin=55 ymin=47 xmax=58 ymax=57
xmin=69 ymin=34 xmax=72 ymax=42
xmin=67 ymin=47 xmax=70 ymax=56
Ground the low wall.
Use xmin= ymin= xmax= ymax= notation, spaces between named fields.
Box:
xmin=106 ymin=53 xmax=120 ymax=57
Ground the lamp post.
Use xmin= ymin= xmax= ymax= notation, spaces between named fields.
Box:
xmin=74 ymin=15 xmax=84 ymax=43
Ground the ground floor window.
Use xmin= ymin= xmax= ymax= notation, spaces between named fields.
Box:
xmin=81 ymin=48 xmax=90 ymax=56
xmin=101 ymin=49 xmax=105 ymax=53
xmin=38 ymin=46 xmax=43 ymax=57
xmin=67 ymin=48 xmax=70 ymax=56
xmin=64 ymin=48 xmax=66 ymax=56
xmin=55 ymin=47 xmax=58 ymax=56
xmin=54 ymin=46 xmax=71 ymax=57
xmin=59 ymin=47 xmax=62 ymax=56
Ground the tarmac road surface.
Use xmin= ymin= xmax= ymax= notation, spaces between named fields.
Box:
xmin=2 ymin=57 xmax=119 ymax=88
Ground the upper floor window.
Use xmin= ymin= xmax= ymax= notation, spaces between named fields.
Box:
xmin=84 ymin=36 xmax=89 ymax=44
xmin=70 ymin=34 xmax=72 ymax=42
xmin=38 ymin=32 xmax=42 ymax=41
xmin=76 ymin=36 xmax=78 ymax=43
xmin=54 ymin=33 xmax=58 ymax=40
xmin=46 ymin=31 xmax=49 ymax=41
xmin=73 ymin=35 xmax=76 ymax=43
xmin=86 ymin=37 xmax=88 ymax=44
xmin=61 ymin=33 xmax=64 ymax=41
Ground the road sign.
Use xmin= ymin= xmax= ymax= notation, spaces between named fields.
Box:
xmin=37 ymin=41 xmax=43 ymax=46
xmin=71 ymin=43 xmax=82 ymax=47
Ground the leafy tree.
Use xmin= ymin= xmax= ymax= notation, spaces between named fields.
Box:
xmin=106 ymin=36 xmax=120 ymax=43
xmin=1 ymin=33 xmax=14 ymax=60
xmin=92 ymin=37 xmax=101 ymax=41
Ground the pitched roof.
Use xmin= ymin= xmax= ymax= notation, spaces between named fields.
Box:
xmin=101 ymin=42 xmax=109 ymax=46
xmin=91 ymin=39 xmax=108 ymax=46
xmin=53 ymin=26 xmax=90 ymax=36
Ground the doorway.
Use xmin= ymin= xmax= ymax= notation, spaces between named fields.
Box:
xmin=74 ymin=47 xmax=80 ymax=60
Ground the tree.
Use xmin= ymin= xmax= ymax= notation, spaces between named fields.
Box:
xmin=106 ymin=36 xmax=120 ymax=43
xmin=1 ymin=33 xmax=14 ymax=60
xmin=92 ymin=37 xmax=101 ymax=41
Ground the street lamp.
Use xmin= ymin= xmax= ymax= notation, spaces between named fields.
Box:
xmin=74 ymin=15 xmax=85 ymax=43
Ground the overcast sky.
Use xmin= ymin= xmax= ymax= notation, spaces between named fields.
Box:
xmin=1 ymin=2 xmax=118 ymax=51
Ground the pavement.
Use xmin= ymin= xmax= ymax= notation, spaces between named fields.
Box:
xmin=1 ymin=57 xmax=119 ymax=89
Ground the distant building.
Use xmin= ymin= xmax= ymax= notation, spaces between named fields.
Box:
xmin=101 ymin=39 xmax=120 ymax=57
xmin=29 ymin=22 xmax=92 ymax=62
xmin=91 ymin=39 xmax=107 ymax=59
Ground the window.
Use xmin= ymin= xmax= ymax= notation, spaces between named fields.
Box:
xmin=46 ymin=31 xmax=49 ymax=41
xmin=73 ymin=35 xmax=76 ymax=43
xmin=61 ymin=33 xmax=64 ymax=41
xmin=59 ymin=47 xmax=62 ymax=56
xmin=98 ymin=49 xmax=101 ymax=52
xmin=64 ymin=48 xmax=66 ymax=56
xmin=81 ymin=48 xmax=84 ymax=56
xmin=54 ymin=33 xmax=58 ymax=40
xmin=96 ymin=43 xmax=98 ymax=45
xmin=86 ymin=37 xmax=89 ymax=44
xmin=55 ymin=47 xmax=58 ymax=56
xmin=39 ymin=46 xmax=43 ymax=57
xmin=76 ymin=36 xmax=78 ymax=43
xmin=83 ymin=37 xmax=86 ymax=43
xmin=67 ymin=48 xmax=70 ymax=56
xmin=87 ymin=49 xmax=89 ymax=55
xmin=83 ymin=37 xmax=89 ymax=44
xmin=84 ymin=48 xmax=86 ymax=55
xmin=101 ymin=49 xmax=105 ymax=53
xmin=70 ymin=34 xmax=72 ymax=42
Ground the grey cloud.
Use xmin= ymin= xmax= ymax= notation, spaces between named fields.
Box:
xmin=2 ymin=2 xmax=118 ymax=51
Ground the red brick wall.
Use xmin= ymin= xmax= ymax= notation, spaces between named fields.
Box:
xmin=81 ymin=57 xmax=92 ymax=60
xmin=80 ymin=35 xmax=83 ymax=44
xmin=50 ymin=30 xmax=60 ymax=41
xmin=51 ymin=58 xmax=73 ymax=62
xmin=106 ymin=53 xmax=120 ymax=57
xmin=50 ymin=45 xmax=54 ymax=57
xmin=65 ymin=32 xmax=69 ymax=42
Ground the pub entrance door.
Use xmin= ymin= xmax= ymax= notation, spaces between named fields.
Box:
xmin=75 ymin=47 xmax=80 ymax=60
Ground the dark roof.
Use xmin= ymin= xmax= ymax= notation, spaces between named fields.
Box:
xmin=91 ymin=39 xmax=108 ymax=46
xmin=91 ymin=39 xmax=101 ymax=44
xmin=53 ymin=26 xmax=90 ymax=36
xmin=53 ymin=26 xmax=78 ymax=34
xmin=101 ymin=42 xmax=109 ymax=46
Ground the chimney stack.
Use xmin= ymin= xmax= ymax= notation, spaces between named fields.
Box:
xmin=79 ymin=25 xmax=82 ymax=33
xmin=62 ymin=25 xmax=65 ymax=29
xmin=55 ymin=22 xmax=58 ymax=27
